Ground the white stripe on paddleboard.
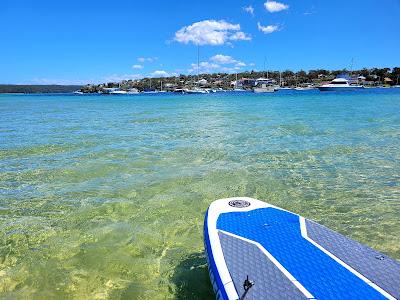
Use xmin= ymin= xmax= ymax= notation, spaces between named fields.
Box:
xmin=218 ymin=229 xmax=315 ymax=299
xmin=299 ymin=217 xmax=395 ymax=300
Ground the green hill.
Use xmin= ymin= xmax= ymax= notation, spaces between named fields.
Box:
xmin=0 ymin=85 xmax=82 ymax=94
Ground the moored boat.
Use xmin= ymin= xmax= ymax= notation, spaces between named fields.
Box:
xmin=253 ymin=77 xmax=278 ymax=93
xmin=318 ymin=78 xmax=364 ymax=91
xmin=126 ymin=88 xmax=139 ymax=94
xmin=295 ymin=83 xmax=315 ymax=91
xmin=110 ymin=89 xmax=127 ymax=94
xmin=253 ymin=84 xmax=276 ymax=93
xmin=185 ymin=88 xmax=209 ymax=94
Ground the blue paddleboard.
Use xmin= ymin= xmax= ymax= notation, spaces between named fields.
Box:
xmin=204 ymin=197 xmax=400 ymax=300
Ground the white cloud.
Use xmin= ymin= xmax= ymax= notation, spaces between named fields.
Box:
xmin=229 ymin=31 xmax=251 ymax=41
xmin=243 ymin=5 xmax=254 ymax=15
xmin=200 ymin=62 xmax=220 ymax=69
xmin=174 ymin=20 xmax=251 ymax=46
xmin=104 ymin=74 xmax=143 ymax=82
xmin=220 ymin=66 xmax=237 ymax=73
xmin=189 ymin=54 xmax=250 ymax=73
xmin=188 ymin=61 xmax=221 ymax=73
xmin=210 ymin=54 xmax=237 ymax=64
xmin=210 ymin=54 xmax=248 ymax=68
xmin=138 ymin=57 xmax=157 ymax=63
xmin=132 ymin=64 xmax=143 ymax=69
xmin=151 ymin=70 xmax=170 ymax=77
xmin=257 ymin=22 xmax=280 ymax=34
xmin=264 ymin=1 xmax=289 ymax=12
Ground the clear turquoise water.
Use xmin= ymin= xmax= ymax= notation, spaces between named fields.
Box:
xmin=0 ymin=90 xmax=399 ymax=299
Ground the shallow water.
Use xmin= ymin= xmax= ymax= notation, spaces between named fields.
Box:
xmin=0 ymin=90 xmax=399 ymax=299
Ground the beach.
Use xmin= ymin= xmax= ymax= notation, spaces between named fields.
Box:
xmin=1 ymin=90 xmax=399 ymax=299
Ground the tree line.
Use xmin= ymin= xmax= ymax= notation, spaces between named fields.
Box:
xmin=0 ymin=85 xmax=82 ymax=94
xmin=83 ymin=67 xmax=400 ymax=92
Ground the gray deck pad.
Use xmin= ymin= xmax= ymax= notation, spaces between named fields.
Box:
xmin=219 ymin=231 xmax=307 ymax=300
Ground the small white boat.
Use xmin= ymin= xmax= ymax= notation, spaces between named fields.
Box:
xmin=126 ymin=88 xmax=139 ymax=94
xmin=295 ymin=86 xmax=315 ymax=91
xmin=253 ymin=84 xmax=277 ymax=93
xmin=110 ymin=90 xmax=127 ymax=94
xmin=142 ymin=90 xmax=159 ymax=94
xmin=185 ymin=88 xmax=209 ymax=94
xmin=73 ymin=90 xmax=83 ymax=94
xmin=318 ymin=78 xmax=364 ymax=91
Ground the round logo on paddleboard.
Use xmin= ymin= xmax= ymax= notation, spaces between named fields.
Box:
xmin=228 ymin=199 xmax=251 ymax=208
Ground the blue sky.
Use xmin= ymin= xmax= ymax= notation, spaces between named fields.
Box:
xmin=1 ymin=0 xmax=399 ymax=84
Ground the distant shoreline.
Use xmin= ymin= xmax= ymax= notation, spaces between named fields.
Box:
xmin=2 ymin=67 xmax=399 ymax=94
xmin=2 ymin=86 xmax=400 ymax=96
xmin=0 ymin=85 xmax=82 ymax=94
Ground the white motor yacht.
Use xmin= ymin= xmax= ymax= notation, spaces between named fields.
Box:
xmin=318 ymin=78 xmax=364 ymax=91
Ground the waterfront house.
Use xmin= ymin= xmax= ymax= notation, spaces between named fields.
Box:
xmin=197 ymin=79 xmax=208 ymax=86
xmin=384 ymin=77 xmax=393 ymax=85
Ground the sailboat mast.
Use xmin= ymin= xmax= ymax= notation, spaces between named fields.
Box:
xmin=197 ymin=44 xmax=200 ymax=87
xmin=264 ymin=57 xmax=268 ymax=79
xmin=235 ymin=73 xmax=238 ymax=89
xmin=350 ymin=58 xmax=354 ymax=78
